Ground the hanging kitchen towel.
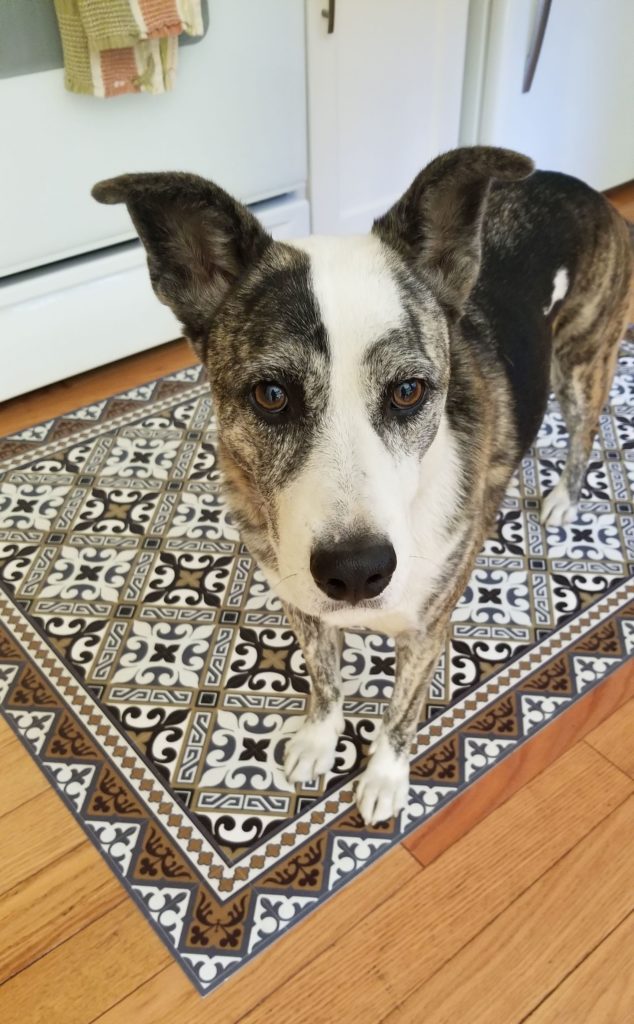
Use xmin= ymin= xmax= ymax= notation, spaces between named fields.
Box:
xmin=53 ymin=0 xmax=204 ymax=97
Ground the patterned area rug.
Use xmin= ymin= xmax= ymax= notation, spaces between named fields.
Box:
xmin=1 ymin=338 xmax=633 ymax=995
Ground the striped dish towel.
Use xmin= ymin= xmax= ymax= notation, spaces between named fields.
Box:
xmin=53 ymin=0 xmax=204 ymax=98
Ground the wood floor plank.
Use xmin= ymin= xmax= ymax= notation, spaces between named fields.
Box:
xmin=525 ymin=912 xmax=634 ymax=1024
xmin=0 ymin=723 xmax=49 ymax=817
xmin=0 ymin=842 xmax=123 ymax=984
xmin=386 ymin=798 xmax=634 ymax=1023
xmin=0 ymin=789 xmax=88 ymax=897
xmin=606 ymin=179 xmax=634 ymax=223
xmin=404 ymin=660 xmax=634 ymax=866
xmin=585 ymin=697 xmax=634 ymax=780
xmin=0 ymin=900 xmax=172 ymax=1024
xmin=92 ymin=845 xmax=420 ymax=1024
xmin=233 ymin=743 xmax=631 ymax=1024
xmin=0 ymin=339 xmax=195 ymax=436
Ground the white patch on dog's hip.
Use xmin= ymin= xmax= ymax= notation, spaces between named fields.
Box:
xmin=544 ymin=267 xmax=569 ymax=315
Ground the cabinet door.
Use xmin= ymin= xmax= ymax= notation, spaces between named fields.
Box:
xmin=306 ymin=0 xmax=469 ymax=234
xmin=463 ymin=0 xmax=634 ymax=191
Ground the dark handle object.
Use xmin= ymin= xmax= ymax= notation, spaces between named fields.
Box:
xmin=321 ymin=0 xmax=336 ymax=34
xmin=523 ymin=0 xmax=552 ymax=93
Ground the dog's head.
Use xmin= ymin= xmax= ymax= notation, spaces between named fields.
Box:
xmin=93 ymin=147 xmax=532 ymax=627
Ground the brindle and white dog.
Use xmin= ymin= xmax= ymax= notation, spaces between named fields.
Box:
xmin=93 ymin=147 xmax=632 ymax=825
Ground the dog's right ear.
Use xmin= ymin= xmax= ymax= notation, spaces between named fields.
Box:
xmin=92 ymin=172 xmax=272 ymax=359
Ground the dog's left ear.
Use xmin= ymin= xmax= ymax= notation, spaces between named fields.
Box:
xmin=92 ymin=172 xmax=272 ymax=359
xmin=372 ymin=146 xmax=534 ymax=316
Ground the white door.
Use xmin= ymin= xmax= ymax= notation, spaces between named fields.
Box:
xmin=306 ymin=0 xmax=470 ymax=235
xmin=461 ymin=0 xmax=634 ymax=191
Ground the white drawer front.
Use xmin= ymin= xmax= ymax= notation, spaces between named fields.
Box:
xmin=0 ymin=197 xmax=310 ymax=402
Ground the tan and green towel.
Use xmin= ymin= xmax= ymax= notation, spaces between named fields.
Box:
xmin=53 ymin=0 xmax=203 ymax=97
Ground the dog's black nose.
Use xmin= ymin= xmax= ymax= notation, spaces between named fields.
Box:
xmin=310 ymin=536 xmax=397 ymax=604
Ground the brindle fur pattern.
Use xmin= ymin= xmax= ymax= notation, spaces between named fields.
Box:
xmin=93 ymin=147 xmax=633 ymax=824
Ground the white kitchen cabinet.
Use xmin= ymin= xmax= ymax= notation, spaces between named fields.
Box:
xmin=0 ymin=0 xmax=309 ymax=400
xmin=306 ymin=0 xmax=470 ymax=234
xmin=461 ymin=0 xmax=634 ymax=191
xmin=0 ymin=0 xmax=307 ymax=277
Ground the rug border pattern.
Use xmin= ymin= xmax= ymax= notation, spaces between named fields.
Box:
xmin=1 ymin=582 xmax=632 ymax=994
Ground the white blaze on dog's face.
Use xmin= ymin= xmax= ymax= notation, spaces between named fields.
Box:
xmin=92 ymin=150 xmax=535 ymax=634
xmin=265 ymin=233 xmax=461 ymax=631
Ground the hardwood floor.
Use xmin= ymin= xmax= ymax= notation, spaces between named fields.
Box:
xmin=0 ymin=690 xmax=632 ymax=1024
xmin=606 ymin=179 xmax=634 ymax=224
xmin=0 ymin=338 xmax=196 ymax=436
xmin=0 ymin=182 xmax=633 ymax=1021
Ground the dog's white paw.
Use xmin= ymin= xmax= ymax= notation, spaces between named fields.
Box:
xmin=284 ymin=707 xmax=344 ymax=785
xmin=356 ymin=731 xmax=409 ymax=826
xmin=541 ymin=481 xmax=577 ymax=527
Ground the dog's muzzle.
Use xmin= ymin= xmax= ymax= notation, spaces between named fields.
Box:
xmin=310 ymin=535 xmax=396 ymax=605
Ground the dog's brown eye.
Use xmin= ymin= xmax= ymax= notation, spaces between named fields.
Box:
xmin=391 ymin=379 xmax=425 ymax=411
xmin=252 ymin=381 xmax=288 ymax=413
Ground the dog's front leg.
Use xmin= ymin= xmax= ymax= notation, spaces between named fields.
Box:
xmin=356 ymin=627 xmax=445 ymax=825
xmin=283 ymin=607 xmax=344 ymax=786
